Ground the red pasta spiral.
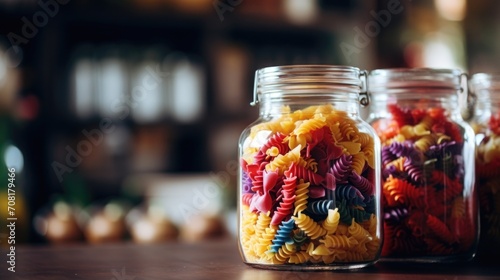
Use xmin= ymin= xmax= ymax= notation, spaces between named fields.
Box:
xmin=426 ymin=214 xmax=456 ymax=245
xmin=271 ymin=196 xmax=296 ymax=226
xmin=242 ymin=193 xmax=254 ymax=206
xmin=383 ymin=223 xmax=424 ymax=256
xmin=250 ymin=169 xmax=264 ymax=194
xmin=430 ymin=170 xmax=463 ymax=200
xmin=254 ymin=132 xmax=289 ymax=164
xmin=443 ymin=120 xmax=463 ymax=143
xmin=388 ymin=104 xmax=414 ymax=126
xmin=285 ymin=162 xmax=323 ymax=185
xmin=411 ymin=108 xmax=426 ymax=124
xmin=383 ymin=176 xmax=425 ymax=209
xmin=281 ymin=175 xmax=297 ymax=198
xmin=406 ymin=211 xmax=426 ymax=237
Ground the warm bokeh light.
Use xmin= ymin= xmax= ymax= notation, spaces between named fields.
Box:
xmin=435 ymin=0 xmax=466 ymax=21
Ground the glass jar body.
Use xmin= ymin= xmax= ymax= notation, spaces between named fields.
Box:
xmin=469 ymin=74 xmax=500 ymax=258
xmin=368 ymin=71 xmax=478 ymax=262
xmin=238 ymin=66 xmax=382 ymax=270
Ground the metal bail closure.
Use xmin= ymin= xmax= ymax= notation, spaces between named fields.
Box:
xmin=359 ymin=70 xmax=370 ymax=107
xmin=462 ymin=72 xmax=476 ymax=120
xmin=461 ymin=72 xmax=475 ymax=106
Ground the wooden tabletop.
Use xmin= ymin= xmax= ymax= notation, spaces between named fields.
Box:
xmin=1 ymin=238 xmax=499 ymax=280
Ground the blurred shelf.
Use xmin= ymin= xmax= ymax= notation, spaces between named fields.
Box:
xmin=0 ymin=0 xmax=373 ymax=225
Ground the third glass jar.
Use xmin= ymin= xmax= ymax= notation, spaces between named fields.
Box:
xmin=367 ymin=68 xmax=478 ymax=262
xmin=469 ymin=73 xmax=500 ymax=259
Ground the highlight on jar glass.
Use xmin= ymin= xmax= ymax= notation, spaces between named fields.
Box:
xmin=367 ymin=68 xmax=478 ymax=262
xmin=469 ymin=73 xmax=500 ymax=259
xmin=238 ymin=65 xmax=382 ymax=270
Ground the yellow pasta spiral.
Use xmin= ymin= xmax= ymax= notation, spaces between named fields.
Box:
xmin=413 ymin=115 xmax=433 ymax=136
xmin=348 ymin=219 xmax=371 ymax=242
xmin=288 ymin=251 xmax=311 ymax=264
xmin=351 ymin=152 xmax=366 ymax=175
xmin=255 ymin=227 xmax=276 ymax=256
xmin=294 ymin=117 xmax=326 ymax=135
xmin=298 ymin=157 xmax=318 ymax=173
xmin=293 ymin=213 xmax=327 ymax=240
xmin=293 ymin=180 xmax=310 ymax=215
xmin=266 ymin=145 xmax=302 ymax=174
xmin=330 ymin=121 xmax=343 ymax=142
xmin=414 ymin=134 xmax=437 ymax=152
xmin=271 ymin=242 xmax=296 ymax=264
xmin=319 ymin=234 xmax=358 ymax=249
xmin=322 ymin=208 xmax=340 ymax=234
xmin=338 ymin=141 xmax=361 ymax=155
xmin=339 ymin=121 xmax=360 ymax=142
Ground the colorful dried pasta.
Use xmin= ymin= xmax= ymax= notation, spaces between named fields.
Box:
xmin=240 ymin=104 xmax=380 ymax=265
xmin=372 ymin=103 xmax=476 ymax=258
xmin=472 ymin=111 xmax=500 ymax=256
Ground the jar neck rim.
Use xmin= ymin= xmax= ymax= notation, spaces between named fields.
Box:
xmin=368 ymin=68 xmax=464 ymax=93
xmin=252 ymin=65 xmax=367 ymax=106
xmin=470 ymin=73 xmax=500 ymax=93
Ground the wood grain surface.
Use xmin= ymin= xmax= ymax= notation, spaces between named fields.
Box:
xmin=1 ymin=238 xmax=499 ymax=280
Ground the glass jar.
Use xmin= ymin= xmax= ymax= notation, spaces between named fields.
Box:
xmin=367 ymin=68 xmax=478 ymax=262
xmin=469 ymin=73 xmax=500 ymax=259
xmin=238 ymin=65 xmax=382 ymax=270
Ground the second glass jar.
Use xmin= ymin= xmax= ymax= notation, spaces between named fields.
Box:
xmin=367 ymin=68 xmax=478 ymax=262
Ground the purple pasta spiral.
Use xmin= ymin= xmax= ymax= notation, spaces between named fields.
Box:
xmin=389 ymin=141 xmax=413 ymax=158
xmin=384 ymin=164 xmax=409 ymax=181
xmin=384 ymin=207 xmax=409 ymax=223
xmin=349 ymin=171 xmax=375 ymax=197
xmin=403 ymin=159 xmax=425 ymax=185
xmin=426 ymin=141 xmax=461 ymax=159
xmin=382 ymin=146 xmax=398 ymax=166
xmin=427 ymin=141 xmax=464 ymax=179
xmin=330 ymin=154 xmax=352 ymax=183
xmin=242 ymin=171 xmax=254 ymax=193
xmin=389 ymin=141 xmax=423 ymax=164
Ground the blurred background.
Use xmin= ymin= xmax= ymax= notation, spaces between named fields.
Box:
xmin=0 ymin=0 xmax=498 ymax=245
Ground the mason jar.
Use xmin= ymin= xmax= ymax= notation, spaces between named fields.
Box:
xmin=469 ymin=73 xmax=500 ymax=259
xmin=367 ymin=68 xmax=478 ymax=262
xmin=238 ymin=65 xmax=382 ymax=270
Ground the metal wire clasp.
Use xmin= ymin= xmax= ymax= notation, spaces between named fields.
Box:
xmin=359 ymin=70 xmax=370 ymax=107
xmin=460 ymin=72 xmax=475 ymax=120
